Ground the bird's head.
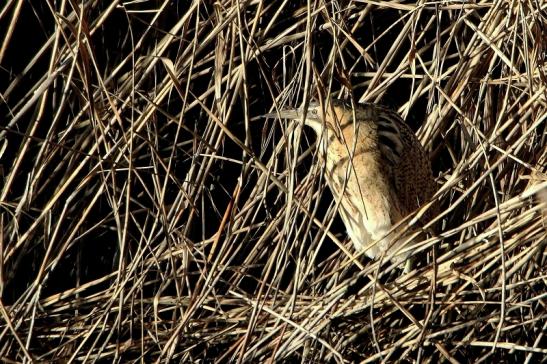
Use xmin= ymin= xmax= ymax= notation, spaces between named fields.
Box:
xmin=265 ymin=99 xmax=351 ymax=136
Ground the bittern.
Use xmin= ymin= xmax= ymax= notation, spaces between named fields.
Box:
xmin=268 ymin=99 xmax=437 ymax=269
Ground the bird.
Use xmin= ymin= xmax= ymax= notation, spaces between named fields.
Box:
xmin=266 ymin=99 xmax=437 ymax=270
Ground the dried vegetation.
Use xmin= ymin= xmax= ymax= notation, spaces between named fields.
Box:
xmin=0 ymin=0 xmax=546 ymax=362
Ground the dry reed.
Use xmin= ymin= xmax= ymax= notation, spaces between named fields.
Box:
xmin=0 ymin=0 xmax=546 ymax=362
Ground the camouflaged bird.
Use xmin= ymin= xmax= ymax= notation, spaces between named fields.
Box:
xmin=268 ymin=99 xmax=437 ymax=270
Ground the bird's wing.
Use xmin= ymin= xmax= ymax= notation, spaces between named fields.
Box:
xmin=391 ymin=118 xmax=436 ymax=217
xmin=362 ymin=105 xmax=435 ymax=216
xmin=375 ymin=110 xmax=405 ymax=166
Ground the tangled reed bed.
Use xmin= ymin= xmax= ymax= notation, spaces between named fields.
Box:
xmin=0 ymin=0 xmax=546 ymax=362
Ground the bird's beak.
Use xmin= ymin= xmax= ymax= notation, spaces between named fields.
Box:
xmin=263 ymin=101 xmax=320 ymax=120
xmin=261 ymin=102 xmax=326 ymax=137
xmin=262 ymin=108 xmax=302 ymax=120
